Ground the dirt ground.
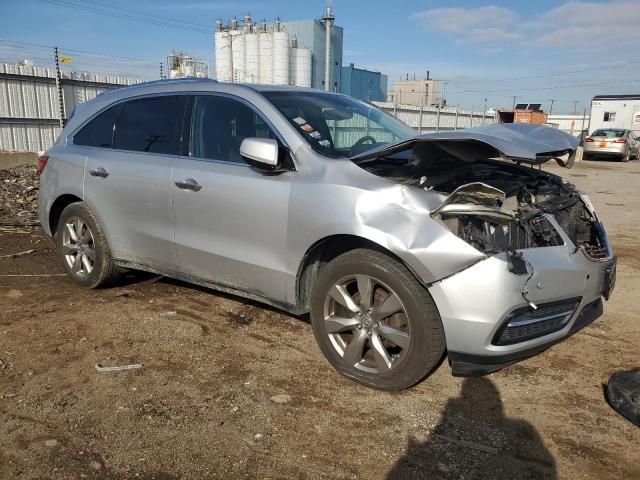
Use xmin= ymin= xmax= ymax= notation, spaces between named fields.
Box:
xmin=0 ymin=159 xmax=639 ymax=480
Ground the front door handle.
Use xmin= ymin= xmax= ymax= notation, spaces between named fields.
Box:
xmin=89 ymin=167 xmax=109 ymax=178
xmin=175 ymin=178 xmax=202 ymax=192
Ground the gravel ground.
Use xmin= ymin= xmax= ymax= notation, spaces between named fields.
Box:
xmin=0 ymin=165 xmax=39 ymax=225
xmin=0 ymin=159 xmax=638 ymax=479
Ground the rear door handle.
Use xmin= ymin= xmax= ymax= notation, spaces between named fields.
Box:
xmin=175 ymin=178 xmax=202 ymax=192
xmin=89 ymin=167 xmax=109 ymax=178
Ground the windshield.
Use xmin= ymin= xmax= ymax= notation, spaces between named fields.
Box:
xmin=262 ymin=90 xmax=416 ymax=158
xmin=592 ymin=129 xmax=626 ymax=138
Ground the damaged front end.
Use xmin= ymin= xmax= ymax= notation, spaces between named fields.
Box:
xmin=428 ymin=170 xmax=611 ymax=270
xmin=352 ymin=123 xmax=613 ymax=276
xmin=352 ymin=124 xmax=616 ymax=370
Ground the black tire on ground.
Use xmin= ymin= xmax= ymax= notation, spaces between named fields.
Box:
xmin=56 ymin=201 xmax=122 ymax=288
xmin=310 ymin=248 xmax=446 ymax=391
xmin=621 ymin=150 xmax=631 ymax=162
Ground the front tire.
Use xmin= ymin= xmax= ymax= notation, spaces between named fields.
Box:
xmin=310 ymin=249 xmax=445 ymax=390
xmin=56 ymin=202 xmax=121 ymax=288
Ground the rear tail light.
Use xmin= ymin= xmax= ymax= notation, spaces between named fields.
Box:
xmin=37 ymin=155 xmax=49 ymax=174
xmin=584 ymin=137 xmax=594 ymax=142
xmin=614 ymin=138 xmax=627 ymax=144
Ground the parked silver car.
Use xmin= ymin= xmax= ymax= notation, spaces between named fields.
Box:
xmin=38 ymin=79 xmax=616 ymax=390
xmin=583 ymin=128 xmax=640 ymax=161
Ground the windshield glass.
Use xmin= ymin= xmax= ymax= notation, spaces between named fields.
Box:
xmin=592 ymin=129 xmax=626 ymax=138
xmin=262 ymin=90 xmax=416 ymax=158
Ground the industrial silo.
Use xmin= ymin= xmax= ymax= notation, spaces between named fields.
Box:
xmin=245 ymin=28 xmax=260 ymax=84
xmin=272 ymin=19 xmax=289 ymax=85
xmin=229 ymin=16 xmax=245 ymax=83
xmin=214 ymin=19 xmax=232 ymax=82
xmin=258 ymin=21 xmax=273 ymax=84
xmin=295 ymin=48 xmax=312 ymax=87
xmin=289 ymin=42 xmax=298 ymax=86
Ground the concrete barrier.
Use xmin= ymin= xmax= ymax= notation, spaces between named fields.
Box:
xmin=0 ymin=151 xmax=38 ymax=170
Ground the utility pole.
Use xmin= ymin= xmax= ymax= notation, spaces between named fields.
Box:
xmin=53 ymin=47 xmax=65 ymax=127
xmin=511 ymin=96 xmax=517 ymax=109
xmin=483 ymin=98 xmax=487 ymax=125
xmin=548 ymin=99 xmax=556 ymax=115
xmin=573 ymin=100 xmax=579 ymax=114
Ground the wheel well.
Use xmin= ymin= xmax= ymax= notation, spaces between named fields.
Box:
xmin=296 ymin=235 xmax=416 ymax=313
xmin=49 ymin=194 xmax=82 ymax=235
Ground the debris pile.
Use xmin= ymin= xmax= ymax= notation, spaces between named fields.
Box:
xmin=0 ymin=166 xmax=39 ymax=224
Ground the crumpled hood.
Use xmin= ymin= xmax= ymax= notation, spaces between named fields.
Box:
xmin=351 ymin=123 xmax=580 ymax=168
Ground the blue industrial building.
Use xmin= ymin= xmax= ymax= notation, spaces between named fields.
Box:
xmin=340 ymin=63 xmax=388 ymax=102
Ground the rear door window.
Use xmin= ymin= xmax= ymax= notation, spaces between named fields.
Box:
xmin=73 ymin=103 xmax=123 ymax=148
xmin=190 ymin=95 xmax=276 ymax=163
xmin=113 ymin=96 xmax=187 ymax=155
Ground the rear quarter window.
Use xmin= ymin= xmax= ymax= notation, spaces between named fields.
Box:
xmin=73 ymin=103 xmax=123 ymax=148
xmin=113 ymin=96 xmax=187 ymax=155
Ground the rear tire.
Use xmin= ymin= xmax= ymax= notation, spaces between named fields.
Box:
xmin=56 ymin=202 xmax=122 ymax=288
xmin=310 ymin=249 xmax=445 ymax=390
xmin=621 ymin=150 xmax=631 ymax=162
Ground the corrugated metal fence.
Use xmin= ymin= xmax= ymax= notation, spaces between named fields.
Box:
xmin=372 ymin=101 xmax=496 ymax=132
xmin=0 ymin=63 xmax=140 ymax=152
xmin=0 ymin=62 xmax=494 ymax=153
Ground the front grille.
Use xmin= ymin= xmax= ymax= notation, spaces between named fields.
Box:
xmin=493 ymin=298 xmax=581 ymax=346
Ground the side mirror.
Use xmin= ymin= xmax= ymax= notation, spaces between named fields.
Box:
xmin=240 ymin=137 xmax=280 ymax=171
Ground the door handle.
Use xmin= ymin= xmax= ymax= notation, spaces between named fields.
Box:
xmin=175 ymin=178 xmax=202 ymax=192
xmin=89 ymin=167 xmax=109 ymax=178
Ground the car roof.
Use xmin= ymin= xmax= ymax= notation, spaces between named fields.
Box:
xmin=96 ymin=78 xmax=343 ymax=99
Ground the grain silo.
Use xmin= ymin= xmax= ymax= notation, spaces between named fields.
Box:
xmin=214 ymin=14 xmax=325 ymax=87
xmin=293 ymin=47 xmax=312 ymax=87
xmin=258 ymin=20 xmax=273 ymax=84
xmin=244 ymin=34 xmax=259 ymax=83
xmin=272 ymin=18 xmax=290 ymax=85
xmin=229 ymin=16 xmax=245 ymax=83
xmin=288 ymin=38 xmax=298 ymax=86
xmin=214 ymin=19 xmax=232 ymax=82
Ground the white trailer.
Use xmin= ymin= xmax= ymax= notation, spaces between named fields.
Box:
xmin=588 ymin=94 xmax=640 ymax=135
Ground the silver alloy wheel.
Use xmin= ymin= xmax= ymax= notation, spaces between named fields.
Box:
xmin=323 ymin=274 xmax=411 ymax=374
xmin=62 ymin=216 xmax=96 ymax=278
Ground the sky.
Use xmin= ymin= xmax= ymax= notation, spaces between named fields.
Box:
xmin=1 ymin=0 xmax=640 ymax=113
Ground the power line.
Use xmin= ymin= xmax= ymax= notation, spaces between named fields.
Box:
xmin=0 ymin=39 xmax=159 ymax=63
xmin=447 ymin=78 xmax=640 ymax=95
xmin=36 ymin=0 xmax=214 ymax=35
xmin=75 ymin=0 xmax=214 ymax=30
xmin=445 ymin=60 xmax=640 ymax=85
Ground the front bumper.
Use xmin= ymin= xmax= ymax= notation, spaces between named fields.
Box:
xmin=448 ymin=298 xmax=603 ymax=375
xmin=428 ymin=239 xmax=613 ymax=375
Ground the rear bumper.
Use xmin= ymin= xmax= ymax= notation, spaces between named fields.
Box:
xmin=583 ymin=144 xmax=627 ymax=156
xmin=448 ymin=297 xmax=603 ymax=375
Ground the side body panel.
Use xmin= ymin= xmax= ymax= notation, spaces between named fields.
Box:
xmin=38 ymin=143 xmax=86 ymax=237
xmin=83 ymin=148 xmax=176 ymax=269
xmin=172 ymin=159 xmax=293 ymax=302
xmin=283 ymin=151 xmax=487 ymax=304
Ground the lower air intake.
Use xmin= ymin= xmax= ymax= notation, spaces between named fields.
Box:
xmin=493 ymin=298 xmax=582 ymax=346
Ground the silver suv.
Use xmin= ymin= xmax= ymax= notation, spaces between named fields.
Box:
xmin=38 ymin=79 xmax=616 ymax=390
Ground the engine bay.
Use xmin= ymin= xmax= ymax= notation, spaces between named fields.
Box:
xmin=355 ymin=147 xmax=609 ymax=260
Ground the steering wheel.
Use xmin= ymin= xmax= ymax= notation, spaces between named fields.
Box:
xmin=352 ymin=135 xmax=377 ymax=149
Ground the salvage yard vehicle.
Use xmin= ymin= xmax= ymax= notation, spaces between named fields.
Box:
xmin=583 ymin=128 xmax=640 ymax=161
xmin=38 ymin=79 xmax=616 ymax=390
